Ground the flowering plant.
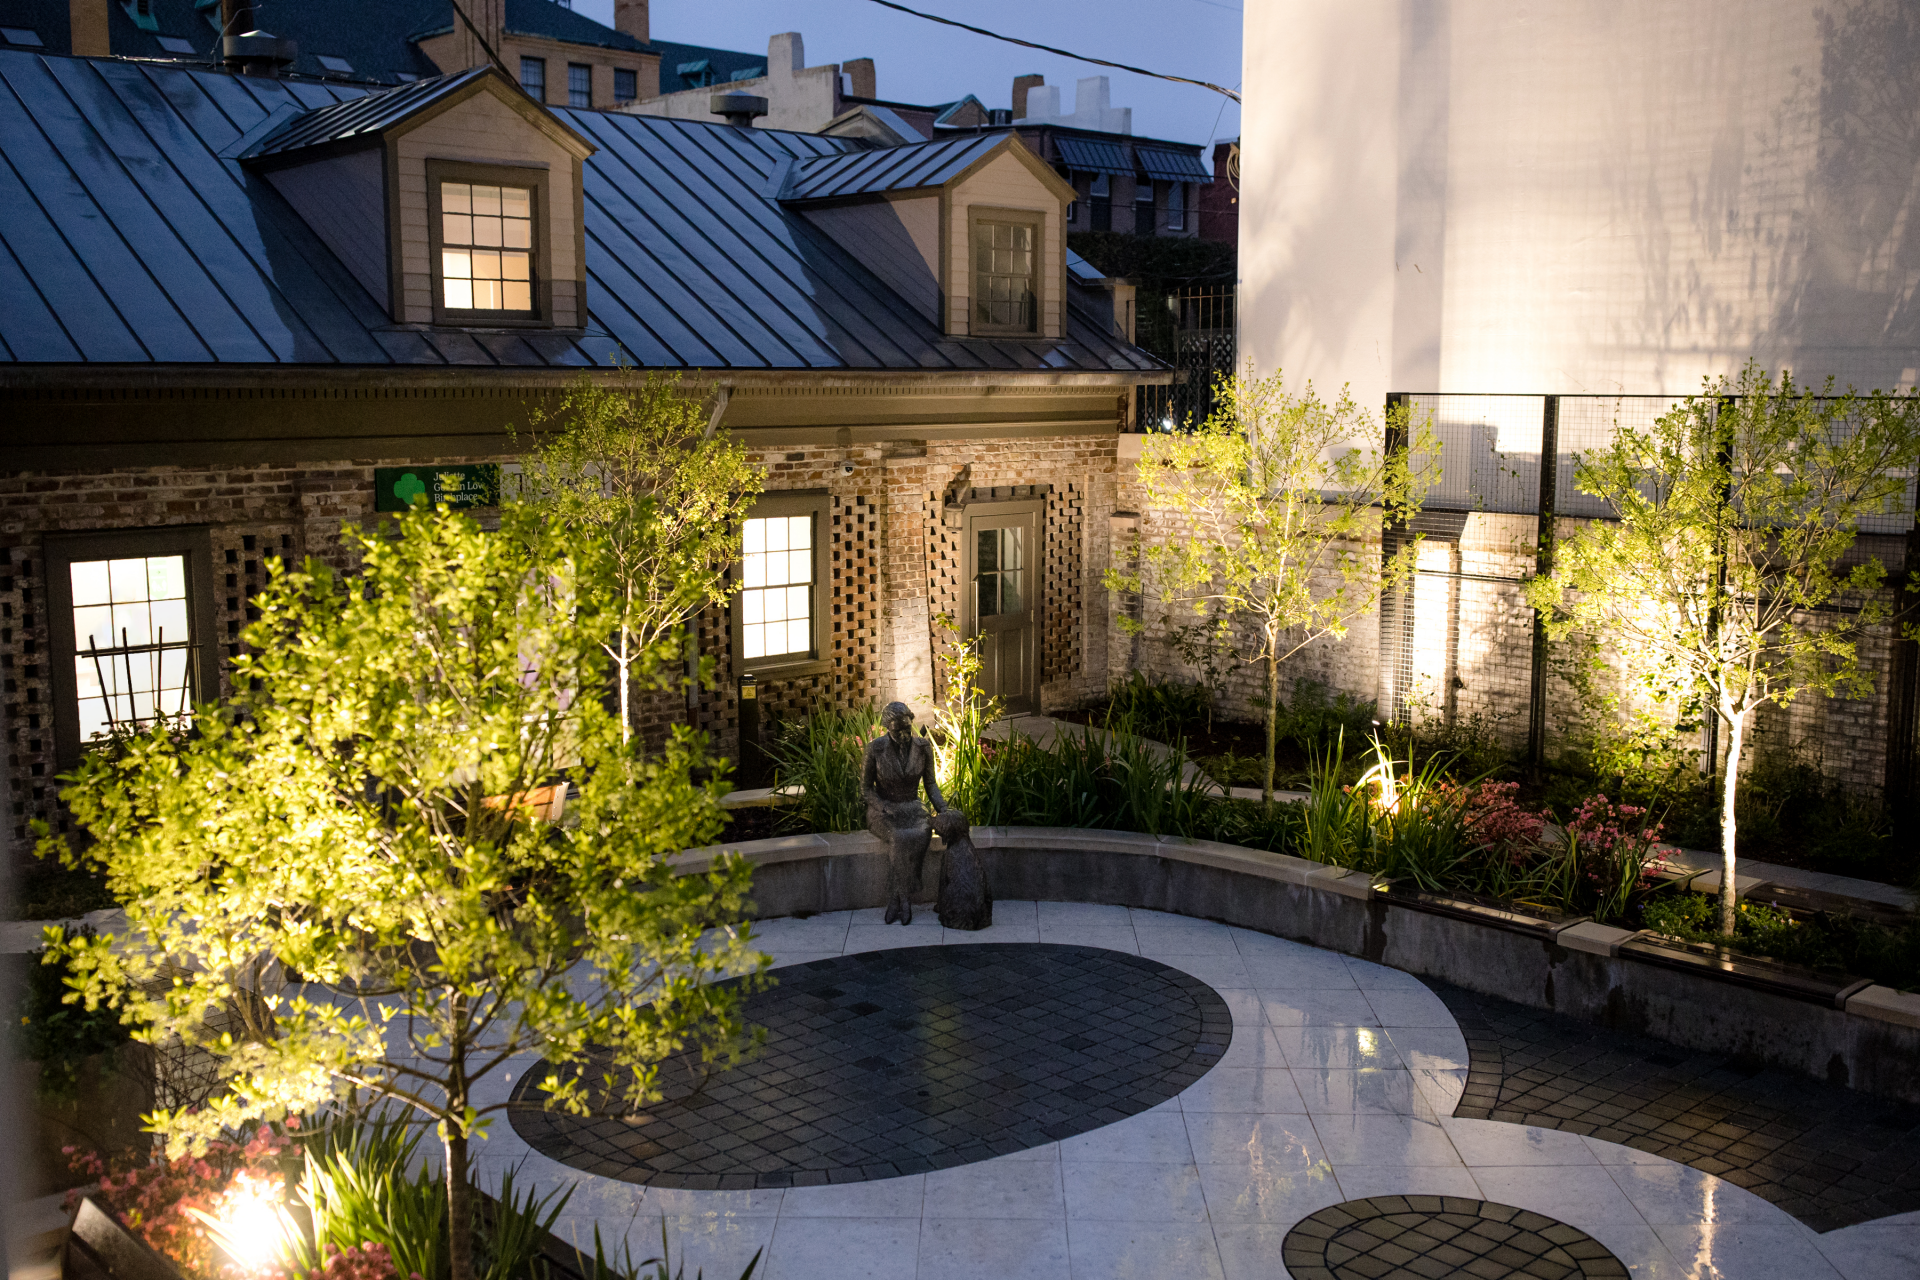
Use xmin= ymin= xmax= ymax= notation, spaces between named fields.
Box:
xmin=63 ymin=1124 xmax=295 ymax=1279
xmin=1564 ymin=794 xmax=1666 ymax=918
xmin=1458 ymin=781 xmax=1546 ymax=864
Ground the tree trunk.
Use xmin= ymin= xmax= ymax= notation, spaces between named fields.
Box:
xmin=617 ymin=625 xmax=632 ymax=744
xmin=1718 ymin=708 xmax=1744 ymax=937
xmin=446 ymin=1123 xmax=473 ymax=1280
xmin=1262 ymin=647 xmax=1279 ymax=808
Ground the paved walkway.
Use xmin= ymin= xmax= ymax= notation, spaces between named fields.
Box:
xmin=1432 ymin=982 xmax=1920 ymax=1231
xmin=470 ymin=905 xmax=1920 ymax=1280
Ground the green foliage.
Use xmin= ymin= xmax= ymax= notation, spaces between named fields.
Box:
xmin=1273 ymin=678 xmax=1378 ymax=755
xmin=1108 ymin=366 xmax=1436 ymax=803
xmin=767 ymin=704 xmax=879 ymax=834
xmin=1642 ymin=893 xmax=1920 ymax=991
xmin=1529 ymin=365 xmax=1920 ymax=932
xmin=520 ymin=372 xmax=765 ymax=739
xmin=958 ymin=726 xmax=1216 ymax=837
xmin=16 ymin=926 xmax=133 ymax=1098
xmin=1100 ymin=672 xmax=1214 ymax=743
xmin=39 ymin=503 xmax=766 ymax=1280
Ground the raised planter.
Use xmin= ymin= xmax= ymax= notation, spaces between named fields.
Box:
xmin=676 ymin=827 xmax=1920 ymax=1104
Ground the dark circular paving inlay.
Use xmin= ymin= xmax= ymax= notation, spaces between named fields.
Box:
xmin=1283 ymin=1197 xmax=1629 ymax=1280
xmin=509 ymin=943 xmax=1230 ymax=1189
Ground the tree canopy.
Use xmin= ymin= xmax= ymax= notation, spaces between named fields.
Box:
xmin=41 ymin=503 xmax=764 ymax=1280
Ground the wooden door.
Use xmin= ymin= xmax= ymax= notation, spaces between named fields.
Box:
xmin=965 ymin=505 xmax=1039 ymax=713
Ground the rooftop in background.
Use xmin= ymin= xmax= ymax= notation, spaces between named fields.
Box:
xmin=0 ymin=50 xmax=1160 ymax=375
xmin=0 ymin=0 xmax=764 ymax=90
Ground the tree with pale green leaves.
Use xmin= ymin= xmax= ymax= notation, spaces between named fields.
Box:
xmin=40 ymin=504 xmax=766 ymax=1280
xmin=1527 ymin=366 xmax=1920 ymax=935
xmin=522 ymin=373 xmax=764 ymax=741
xmin=1108 ymin=367 xmax=1436 ymax=804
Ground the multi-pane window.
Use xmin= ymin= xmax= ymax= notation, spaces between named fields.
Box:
xmin=973 ymin=220 xmax=1035 ymax=332
xmin=568 ymin=63 xmax=591 ymax=108
xmin=440 ymin=182 xmax=533 ymax=312
xmin=68 ymin=555 xmax=193 ymax=743
xmin=520 ymin=56 xmax=545 ymax=99
xmin=740 ymin=515 xmax=813 ymax=660
xmin=1167 ymin=181 xmax=1187 ymax=230
xmin=975 ymin=528 xmax=1025 ymax=619
xmin=614 ymin=67 xmax=637 ymax=103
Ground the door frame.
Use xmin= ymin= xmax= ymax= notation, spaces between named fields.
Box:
xmin=961 ymin=498 xmax=1044 ymax=714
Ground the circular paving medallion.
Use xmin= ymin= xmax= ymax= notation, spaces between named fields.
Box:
xmin=1282 ymin=1197 xmax=1629 ymax=1280
xmin=509 ymin=942 xmax=1230 ymax=1188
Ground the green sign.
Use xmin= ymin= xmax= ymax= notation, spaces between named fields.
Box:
xmin=374 ymin=465 xmax=501 ymax=512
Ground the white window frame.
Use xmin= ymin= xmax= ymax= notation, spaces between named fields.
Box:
xmin=731 ymin=491 xmax=832 ymax=677
xmin=45 ymin=527 xmax=217 ymax=768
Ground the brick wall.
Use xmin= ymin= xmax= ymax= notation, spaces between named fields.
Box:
xmin=1109 ymin=454 xmax=1907 ymax=797
xmin=2 ymin=422 xmax=1127 ymax=858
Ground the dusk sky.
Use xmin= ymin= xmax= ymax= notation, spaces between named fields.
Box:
xmin=571 ymin=0 xmax=1243 ymax=149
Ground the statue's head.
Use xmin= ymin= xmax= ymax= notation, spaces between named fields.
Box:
xmin=881 ymin=701 xmax=914 ymax=739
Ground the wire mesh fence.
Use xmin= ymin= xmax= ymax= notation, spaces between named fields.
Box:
xmin=1380 ymin=390 xmax=1920 ymax=799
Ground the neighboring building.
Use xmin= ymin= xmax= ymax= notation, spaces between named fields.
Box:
xmin=1013 ymin=74 xmax=1130 ymax=134
xmin=1238 ymin=0 xmax=1920 ymax=406
xmin=829 ymin=74 xmax=1212 ymax=241
xmin=0 ymin=49 xmax=1165 ymax=856
xmin=1 ymin=0 xmax=759 ymax=112
xmin=622 ymin=31 xmax=856 ymax=133
xmin=1196 ymin=139 xmax=1239 ymax=245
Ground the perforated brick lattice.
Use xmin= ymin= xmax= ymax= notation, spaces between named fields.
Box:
xmin=509 ymin=943 xmax=1231 ymax=1189
xmin=1281 ymin=1196 xmax=1629 ymax=1280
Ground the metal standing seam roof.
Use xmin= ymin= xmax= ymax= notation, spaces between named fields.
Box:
xmin=1053 ymin=135 xmax=1133 ymax=176
xmin=778 ymin=132 xmax=1010 ymax=202
xmin=0 ymin=52 xmax=1164 ymax=375
xmin=1136 ymin=146 xmax=1212 ymax=183
xmin=246 ymin=65 xmax=500 ymax=157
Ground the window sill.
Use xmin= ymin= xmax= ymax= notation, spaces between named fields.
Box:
xmin=744 ymin=657 xmax=835 ymax=680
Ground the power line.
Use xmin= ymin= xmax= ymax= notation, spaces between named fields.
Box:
xmin=859 ymin=0 xmax=1241 ymax=103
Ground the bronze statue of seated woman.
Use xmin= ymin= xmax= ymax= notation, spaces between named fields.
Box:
xmin=861 ymin=701 xmax=954 ymax=925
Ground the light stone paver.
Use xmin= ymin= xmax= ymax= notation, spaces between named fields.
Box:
xmin=469 ymin=904 xmax=1920 ymax=1280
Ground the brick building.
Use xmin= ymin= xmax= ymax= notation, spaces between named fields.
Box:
xmin=5 ymin=0 xmax=766 ymax=112
xmin=0 ymin=49 xmax=1166 ymax=859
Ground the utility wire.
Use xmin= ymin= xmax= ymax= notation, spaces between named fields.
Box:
xmin=860 ymin=0 xmax=1240 ymax=103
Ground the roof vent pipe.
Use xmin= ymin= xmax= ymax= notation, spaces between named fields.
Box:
xmin=221 ymin=0 xmax=296 ymax=76
xmin=711 ymin=93 xmax=769 ymax=129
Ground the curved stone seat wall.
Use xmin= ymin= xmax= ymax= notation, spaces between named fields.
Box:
xmin=673 ymin=826 xmax=1920 ymax=1105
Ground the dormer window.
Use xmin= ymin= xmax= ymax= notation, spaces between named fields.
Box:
xmin=429 ymin=163 xmax=550 ymax=324
xmin=971 ymin=213 xmax=1039 ymax=334
xmin=440 ymin=181 xmax=533 ymax=312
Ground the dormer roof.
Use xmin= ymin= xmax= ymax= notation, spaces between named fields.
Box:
xmin=246 ymin=65 xmax=593 ymax=162
xmin=775 ymin=132 xmax=1075 ymax=204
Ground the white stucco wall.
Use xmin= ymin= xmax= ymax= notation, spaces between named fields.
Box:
xmin=1241 ymin=0 xmax=1920 ymax=407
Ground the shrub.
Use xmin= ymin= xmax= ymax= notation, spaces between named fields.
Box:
xmin=767 ymin=704 xmax=878 ymax=834
xmin=1101 ymin=671 xmax=1212 ymax=744
xmin=18 ymin=926 xmax=133 ymax=1098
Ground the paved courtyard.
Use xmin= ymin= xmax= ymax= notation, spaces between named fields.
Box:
xmin=471 ymin=903 xmax=1920 ymax=1279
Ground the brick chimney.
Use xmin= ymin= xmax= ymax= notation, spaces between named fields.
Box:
xmin=68 ymin=0 xmax=108 ymax=56
xmin=1011 ymin=73 xmax=1044 ymax=121
xmin=843 ymin=57 xmax=876 ymax=99
xmin=450 ymin=0 xmax=505 ymax=71
xmin=615 ymin=0 xmax=649 ymax=45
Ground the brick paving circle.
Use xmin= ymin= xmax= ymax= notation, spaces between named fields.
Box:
xmin=508 ymin=943 xmax=1232 ymax=1189
xmin=1281 ymin=1196 xmax=1630 ymax=1280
